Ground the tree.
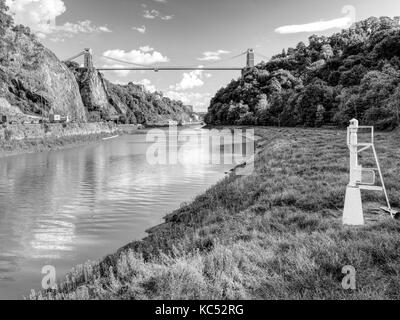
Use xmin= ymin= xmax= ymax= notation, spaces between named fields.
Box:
xmin=204 ymin=16 xmax=400 ymax=130
xmin=387 ymin=86 xmax=400 ymax=125
xmin=321 ymin=44 xmax=334 ymax=60
xmin=339 ymin=64 xmax=367 ymax=86
xmin=315 ymin=105 xmax=326 ymax=127
xmin=256 ymin=94 xmax=269 ymax=111
xmin=0 ymin=0 xmax=13 ymax=35
xmin=236 ymin=112 xmax=256 ymax=125
xmin=372 ymin=31 xmax=400 ymax=60
xmin=335 ymin=89 xmax=361 ymax=125
xmin=227 ymin=102 xmax=241 ymax=123
xmin=295 ymin=81 xmax=334 ymax=127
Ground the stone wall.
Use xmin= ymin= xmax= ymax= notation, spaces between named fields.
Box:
xmin=0 ymin=122 xmax=118 ymax=141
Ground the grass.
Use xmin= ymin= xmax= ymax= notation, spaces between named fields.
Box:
xmin=29 ymin=127 xmax=400 ymax=300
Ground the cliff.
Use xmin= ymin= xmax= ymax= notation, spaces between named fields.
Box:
xmin=0 ymin=26 xmax=87 ymax=122
xmin=0 ymin=12 xmax=196 ymax=127
xmin=66 ymin=62 xmax=196 ymax=125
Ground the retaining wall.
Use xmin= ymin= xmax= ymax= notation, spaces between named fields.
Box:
xmin=0 ymin=122 xmax=118 ymax=141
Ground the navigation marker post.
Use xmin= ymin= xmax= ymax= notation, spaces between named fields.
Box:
xmin=343 ymin=119 xmax=364 ymax=225
xmin=343 ymin=119 xmax=396 ymax=226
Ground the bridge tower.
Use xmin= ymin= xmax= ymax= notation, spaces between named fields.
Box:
xmin=84 ymin=48 xmax=94 ymax=69
xmin=242 ymin=49 xmax=255 ymax=75
xmin=246 ymin=49 xmax=255 ymax=69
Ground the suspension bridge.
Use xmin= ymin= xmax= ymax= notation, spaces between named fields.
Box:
xmin=65 ymin=48 xmax=268 ymax=73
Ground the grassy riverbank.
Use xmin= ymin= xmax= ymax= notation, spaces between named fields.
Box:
xmin=30 ymin=127 xmax=400 ymax=300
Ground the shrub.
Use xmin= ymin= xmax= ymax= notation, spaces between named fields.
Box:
xmin=4 ymin=128 xmax=12 ymax=140
xmin=88 ymin=112 xmax=101 ymax=123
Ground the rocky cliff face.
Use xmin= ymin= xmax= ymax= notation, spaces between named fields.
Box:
xmin=67 ymin=65 xmax=121 ymax=118
xmin=0 ymin=26 xmax=87 ymax=121
xmin=67 ymin=62 xmax=196 ymax=125
xmin=0 ymin=23 xmax=196 ymax=125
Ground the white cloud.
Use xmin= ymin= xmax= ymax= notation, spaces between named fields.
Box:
xmin=197 ymin=50 xmax=231 ymax=61
xmin=6 ymin=0 xmax=65 ymax=34
xmin=133 ymin=25 xmax=146 ymax=34
xmin=165 ymin=91 xmax=211 ymax=111
xmin=99 ymin=26 xmax=112 ymax=33
xmin=103 ymin=48 xmax=169 ymax=65
xmin=161 ymin=15 xmax=174 ymax=21
xmin=170 ymin=67 xmax=211 ymax=91
xmin=58 ymin=20 xmax=112 ymax=34
xmin=275 ymin=5 xmax=356 ymax=34
xmin=154 ymin=0 xmax=167 ymax=3
xmin=48 ymin=36 xmax=65 ymax=43
xmin=113 ymin=79 xmax=156 ymax=92
xmin=143 ymin=9 xmax=160 ymax=19
xmin=112 ymin=80 xmax=128 ymax=85
xmin=6 ymin=0 xmax=112 ymax=38
xmin=137 ymin=79 xmax=156 ymax=92
xmin=101 ymin=64 xmax=132 ymax=77
xmin=143 ymin=8 xmax=174 ymax=20
xmin=139 ymin=45 xmax=154 ymax=52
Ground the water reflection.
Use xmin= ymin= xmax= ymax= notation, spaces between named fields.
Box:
xmin=0 ymin=127 xmax=248 ymax=299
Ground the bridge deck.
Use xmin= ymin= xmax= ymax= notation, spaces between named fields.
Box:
xmin=97 ymin=67 xmax=244 ymax=71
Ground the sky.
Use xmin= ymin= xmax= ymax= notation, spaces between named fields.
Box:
xmin=5 ymin=0 xmax=400 ymax=111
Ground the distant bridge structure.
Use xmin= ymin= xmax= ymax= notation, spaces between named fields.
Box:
xmin=65 ymin=48 xmax=264 ymax=73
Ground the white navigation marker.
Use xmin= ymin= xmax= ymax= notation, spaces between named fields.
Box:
xmin=343 ymin=119 xmax=394 ymax=226
xmin=343 ymin=119 xmax=364 ymax=226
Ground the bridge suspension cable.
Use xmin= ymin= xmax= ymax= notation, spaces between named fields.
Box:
xmin=97 ymin=67 xmax=244 ymax=71
xmin=190 ymin=51 xmax=248 ymax=68
xmin=98 ymin=51 xmax=248 ymax=71
xmin=65 ymin=48 xmax=255 ymax=71
xmin=254 ymin=52 xmax=270 ymax=61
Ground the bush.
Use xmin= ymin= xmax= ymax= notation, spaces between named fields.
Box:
xmin=236 ymin=112 xmax=256 ymax=125
xmin=88 ymin=112 xmax=101 ymax=123
xmin=44 ymin=123 xmax=51 ymax=134
xmin=4 ymin=128 xmax=12 ymax=140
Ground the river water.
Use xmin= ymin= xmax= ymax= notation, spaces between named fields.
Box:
xmin=0 ymin=126 xmax=248 ymax=299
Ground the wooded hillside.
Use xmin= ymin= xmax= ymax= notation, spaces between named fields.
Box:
xmin=206 ymin=17 xmax=400 ymax=130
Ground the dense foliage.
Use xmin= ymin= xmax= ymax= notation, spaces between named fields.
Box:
xmin=105 ymin=80 xmax=195 ymax=125
xmin=0 ymin=0 xmax=12 ymax=36
xmin=206 ymin=17 xmax=400 ymax=130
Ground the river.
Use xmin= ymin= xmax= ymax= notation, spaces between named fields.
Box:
xmin=0 ymin=126 xmax=248 ymax=299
